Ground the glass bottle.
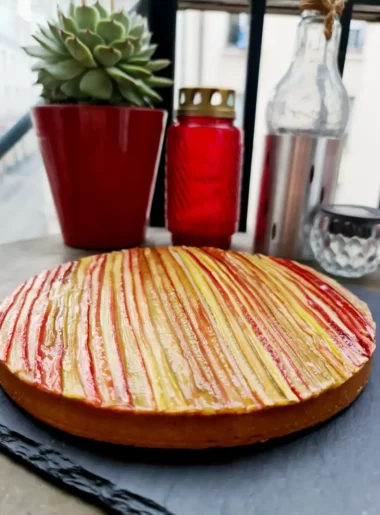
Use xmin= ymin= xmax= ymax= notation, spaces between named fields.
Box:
xmin=266 ymin=10 xmax=349 ymax=137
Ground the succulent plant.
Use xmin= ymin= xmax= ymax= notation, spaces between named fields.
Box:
xmin=23 ymin=1 xmax=172 ymax=106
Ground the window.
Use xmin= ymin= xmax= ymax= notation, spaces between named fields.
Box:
xmin=227 ymin=13 xmax=249 ymax=49
xmin=175 ymin=10 xmax=249 ymax=119
xmin=347 ymin=22 xmax=365 ymax=53
xmin=338 ymin=21 xmax=380 ymax=207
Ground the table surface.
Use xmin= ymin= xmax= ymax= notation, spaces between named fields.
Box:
xmin=1 ymin=229 xmax=379 ymax=515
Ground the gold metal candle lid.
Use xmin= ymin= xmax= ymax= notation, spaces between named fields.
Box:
xmin=177 ymin=87 xmax=236 ymax=119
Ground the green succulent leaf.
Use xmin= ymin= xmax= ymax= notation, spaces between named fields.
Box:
xmin=33 ymin=34 xmax=67 ymax=56
xmin=40 ymin=89 xmax=50 ymax=100
xmin=113 ymin=38 xmax=135 ymax=60
xmin=61 ymin=74 xmax=88 ymax=98
xmin=59 ymin=13 xmax=77 ymax=35
xmin=146 ymin=59 xmax=171 ymax=72
xmin=94 ymin=1 xmax=108 ymax=20
xmin=38 ymin=24 xmax=56 ymax=43
xmin=132 ymin=39 xmax=143 ymax=55
xmin=31 ymin=61 xmax=46 ymax=72
xmin=94 ymin=45 xmax=122 ymax=66
xmin=146 ymin=76 xmax=173 ymax=87
xmin=51 ymin=89 xmax=69 ymax=101
xmin=135 ymin=44 xmax=157 ymax=59
xmin=74 ymin=6 xmax=99 ymax=32
xmin=137 ymin=81 xmax=162 ymax=102
xmin=141 ymin=32 xmax=152 ymax=46
xmin=118 ymin=64 xmax=151 ymax=79
xmin=126 ymin=57 xmax=149 ymax=66
xmin=59 ymin=28 xmax=74 ymax=42
xmin=129 ymin=12 xmax=139 ymax=25
xmin=69 ymin=1 xmax=75 ymax=18
xmin=65 ymin=36 xmax=97 ymax=68
xmin=47 ymin=21 xmax=67 ymax=49
xmin=109 ymin=93 xmax=124 ymax=105
xmin=118 ymin=84 xmax=144 ymax=106
xmin=43 ymin=59 xmax=85 ymax=80
xmin=80 ymin=69 xmax=113 ymax=100
xmin=57 ymin=7 xmax=64 ymax=25
xmin=23 ymin=45 xmax=55 ymax=59
xmin=106 ymin=67 xmax=139 ymax=87
xmin=113 ymin=35 xmax=137 ymax=45
xmin=129 ymin=23 xmax=145 ymax=39
xmin=78 ymin=29 xmax=104 ymax=50
xmin=96 ymin=20 xmax=125 ymax=44
xmin=111 ymin=11 xmax=131 ymax=34
xmin=37 ymin=70 xmax=61 ymax=89
xmin=132 ymin=14 xmax=146 ymax=28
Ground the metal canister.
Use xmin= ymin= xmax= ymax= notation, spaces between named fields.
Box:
xmin=254 ymin=134 xmax=344 ymax=260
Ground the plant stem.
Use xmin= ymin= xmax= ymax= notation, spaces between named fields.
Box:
xmin=110 ymin=0 xmax=115 ymax=11
xmin=81 ymin=0 xmax=86 ymax=5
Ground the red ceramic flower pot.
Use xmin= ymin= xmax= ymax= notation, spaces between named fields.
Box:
xmin=32 ymin=105 xmax=167 ymax=249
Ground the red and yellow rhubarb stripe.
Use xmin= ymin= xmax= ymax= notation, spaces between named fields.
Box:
xmin=0 ymin=248 xmax=375 ymax=414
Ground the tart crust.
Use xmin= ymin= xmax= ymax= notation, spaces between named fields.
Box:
xmin=0 ymin=359 xmax=372 ymax=448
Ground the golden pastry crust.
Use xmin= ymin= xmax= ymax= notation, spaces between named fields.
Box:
xmin=0 ymin=359 xmax=372 ymax=448
xmin=0 ymin=248 xmax=375 ymax=448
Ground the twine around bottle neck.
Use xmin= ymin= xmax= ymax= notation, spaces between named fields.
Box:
xmin=300 ymin=0 xmax=345 ymax=39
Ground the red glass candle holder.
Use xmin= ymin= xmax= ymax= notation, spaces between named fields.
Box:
xmin=165 ymin=88 xmax=243 ymax=249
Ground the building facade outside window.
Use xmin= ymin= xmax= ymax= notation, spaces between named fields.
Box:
xmin=347 ymin=21 xmax=365 ymax=53
xmin=228 ymin=13 xmax=249 ymax=49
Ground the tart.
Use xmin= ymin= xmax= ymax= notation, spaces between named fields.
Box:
xmin=0 ymin=247 xmax=375 ymax=448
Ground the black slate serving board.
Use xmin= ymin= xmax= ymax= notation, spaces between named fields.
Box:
xmin=1 ymin=287 xmax=379 ymax=515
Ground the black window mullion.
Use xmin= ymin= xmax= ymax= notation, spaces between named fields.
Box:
xmin=138 ymin=0 xmax=178 ymax=228
xmin=239 ymin=0 xmax=267 ymax=232
xmin=339 ymin=0 xmax=354 ymax=74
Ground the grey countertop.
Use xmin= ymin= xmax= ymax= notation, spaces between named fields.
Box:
xmin=1 ymin=229 xmax=379 ymax=515
xmin=0 ymin=454 xmax=102 ymax=515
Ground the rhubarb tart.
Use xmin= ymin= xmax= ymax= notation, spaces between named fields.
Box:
xmin=0 ymin=248 xmax=375 ymax=448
